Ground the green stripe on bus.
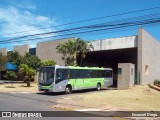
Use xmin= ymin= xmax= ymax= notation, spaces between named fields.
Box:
xmin=68 ymin=66 xmax=104 ymax=70
xmin=41 ymin=86 xmax=51 ymax=89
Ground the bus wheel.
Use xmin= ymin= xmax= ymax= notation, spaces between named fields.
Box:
xmin=65 ymin=85 xmax=72 ymax=94
xmin=96 ymin=83 xmax=101 ymax=91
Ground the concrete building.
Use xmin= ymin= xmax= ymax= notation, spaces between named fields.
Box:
xmin=1 ymin=28 xmax=160 ymax=86
xmin=36 ymin=37 xmax=75 ymax=65
xmin=138 ymin=28 xmax=160 ymax=85
xmin=83 ymin=28 xmax=160 ymax=85
xmin=0 ymin=48 xmax=8 ymax=55
xmin=13 ymin=44 xmax=30 ymax=56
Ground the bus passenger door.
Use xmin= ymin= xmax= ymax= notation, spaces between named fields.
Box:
xmin=75 ymin=78 xmax=84 ymax=89
xmin=82 ymin=70 xmax=92 ymax=88
xmin=70 ymin=69 xmax=84 ymax=90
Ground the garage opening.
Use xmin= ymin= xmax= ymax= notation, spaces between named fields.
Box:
xmin=77 ymin=48 xmax=137 ymax=87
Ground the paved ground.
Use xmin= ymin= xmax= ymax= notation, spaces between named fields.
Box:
xmin=0 ymin=90 xmax=109 ymax=111
xmin=0 ymin=92 xmax=58 ymax=111
xmin=0 ymin=92 xmax=118 ymax=120
xmin=1 ymin=82 xmax=159 ymax=119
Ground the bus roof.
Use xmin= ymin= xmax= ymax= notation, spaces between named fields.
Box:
xmin=68 ymin=66 xmax=104 ymax=70
xmin=41 ymin=65 xmax=112 ymax=70
xmin=55 ymin=65 xmax=112 ymax=70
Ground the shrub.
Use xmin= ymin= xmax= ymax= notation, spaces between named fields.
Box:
xmin=4 ymin=71 xmax=17 ymax=84
xmin=41 ymin=59 xmax=56 ymax=66
xmin=154 ymin=79 xmax=160 ymax=85
xmin=4 ymin=71 xmax=17 ymax=80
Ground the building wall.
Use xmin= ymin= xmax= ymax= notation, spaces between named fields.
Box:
xmin=0 ymin=48 xmax=8 ymax=55
xmin=117 ymin=63 xmax=135 ymax=89
xmin=138 ymin=28 xmax=160 ymax=84
xmin=36 ymin=37 xmax=76 ymax=65
xmin=91 ymin=36 xmax=137 ymax=51
xmin=13 ymin=44 xmax=29 ymax=56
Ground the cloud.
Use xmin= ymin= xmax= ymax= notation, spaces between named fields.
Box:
xmin=7 ymin=0 xmax=37 ymax=10
xmin=0 ymin=6 xmax=57 ymax=47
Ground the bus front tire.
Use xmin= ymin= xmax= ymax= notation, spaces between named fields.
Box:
xmin=96 ymin=83 xmax=101 ymax=91
xmin=65 ymin=86 xmax=72 ymax=94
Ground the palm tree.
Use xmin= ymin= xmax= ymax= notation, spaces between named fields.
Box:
xmin=56 ymin=43 xmax=67 ymax=63
xmin=57 ymin=39 xmax=77 ymax=65
xmin=56 ymin=38 xmax=94 ymax=66
xmin=75 ymin=38 xmax=94 ymax=66
xmin=19 ymin=64 xmax=36 ymax=87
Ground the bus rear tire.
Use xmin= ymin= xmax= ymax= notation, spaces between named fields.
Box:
xmin=65 ymin=85 xmax=72 ymax=94
xmin=96 ymin=83 xmax=101 ymax=91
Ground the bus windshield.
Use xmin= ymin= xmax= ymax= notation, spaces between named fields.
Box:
xmin=39 ymin=67 xmax=55 ymax=86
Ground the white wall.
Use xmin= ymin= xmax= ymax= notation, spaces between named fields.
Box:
xmin=91 ymin=36 xmax=137 ymax=51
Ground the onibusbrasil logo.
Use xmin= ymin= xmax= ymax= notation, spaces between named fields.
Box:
xmin=2 ymin=112 xmax=42 ymax=117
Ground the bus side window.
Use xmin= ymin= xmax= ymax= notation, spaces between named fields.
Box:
xmin=75 ymin=69 xmax=80 ymax=78
xmin=56 ymin=69 xmax=66 ymax=80
xmin=92 ymin=70 xmax=98 ymax=78
xmin=80 ymin=70 xmax=86 ymax=78
xmin=56 ymin=70 xmax=61 ymax=80
xmin=86 ymin=70 xmax=92 ymax=78
xmin=62 ymin=69 xmax=67 ymax=79
xmin=98 ymin=71 xmax=103 ymax=78
xmin=70 ymin=69 xmax=78 ymax=79
xmin=70 ymin=70 xmax=74 ymax=79
xmin=66 ymin=69 xmax=70 ymax=79
xmin=105 ymin=70 xmax=112 ymax=78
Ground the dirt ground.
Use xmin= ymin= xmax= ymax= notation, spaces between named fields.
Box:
xmin=0 ymin=82 xmax=38 ymax=93
xmin=52 ymin=85 xmax=160 ymax=111
xmin=0 ymin=83 xmax=160 ymax=111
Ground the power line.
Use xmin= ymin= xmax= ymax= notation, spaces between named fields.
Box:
xmin=1 ymin=13 xmax=160 ymax=44
xmin=1 ymin=13 xmax=160 ymax=41
xmin=1 ymin=6 xmax=160 ymax=37
xmin=1 ymin=12 xmax=160 ymax=43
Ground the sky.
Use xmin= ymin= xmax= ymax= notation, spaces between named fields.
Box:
xmin=0 ymin=0 xmax=160 ymax=50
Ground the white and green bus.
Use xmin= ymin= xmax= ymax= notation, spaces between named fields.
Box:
xmin=38 ymin=65 xmax=113 ymax=94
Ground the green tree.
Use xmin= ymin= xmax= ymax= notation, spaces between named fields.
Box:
xmin=19 ymin=64 xmax=36 ymax=87
xmin=75 ymin=38 xmax=94 ymax=66
xmin=4 ymin=71 xmax=17 ymax=84
xmin=56 ymin=40 xmax=76 ymax=65
xmin=0 ymin=53 xmax=7 ymax=80
xmin=41 ymin=59 xmax=56 ymax=66
xmin=7 ymin=51 xmax=22 ymax=64
xmin=22 ymin=53 xmax=41 ymax=69
xmin=56 ymin=38 xmax=93 ymax=66
xmin=7 ymin=51 xmax=41 ymax=69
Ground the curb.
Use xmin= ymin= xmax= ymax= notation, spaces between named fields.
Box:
xmin=52 ymin=106 xmax=115 ymax=116
xmin=149 ymin=84 xmax=160 ymax=91
xmin=75 ymin=107 xmax=116 ymax=117
xmin=76 ymin=107 xmax=113 ymax=111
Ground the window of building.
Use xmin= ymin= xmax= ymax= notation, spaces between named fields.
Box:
xmin=118 ymin=68 xmax=122 ymax=75
xmin=29 ymin=48 xmax=36 ymax=55
xmin=145 ymin=65 xmax=149 ymax=75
